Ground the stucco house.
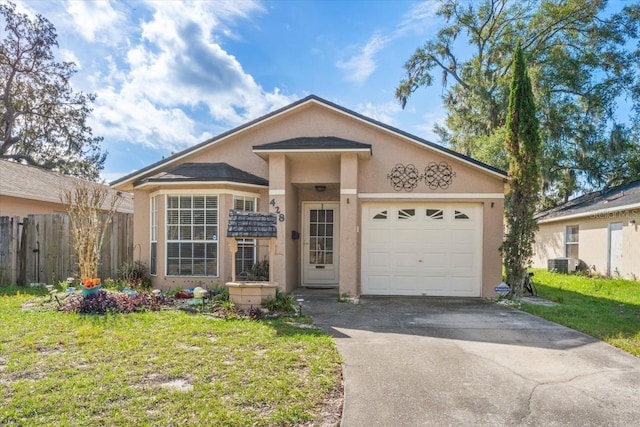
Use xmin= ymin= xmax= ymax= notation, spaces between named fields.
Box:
xmin=111 ymin=95 xmax=507 ymax=297
xmin=532 ymin=180 xmax=640 ymax=279
xmin=0 ymin=159 xmax=133 ymax=217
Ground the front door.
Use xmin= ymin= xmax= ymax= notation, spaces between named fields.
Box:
xmin=303 ymin=202 xmax=339 ymax=285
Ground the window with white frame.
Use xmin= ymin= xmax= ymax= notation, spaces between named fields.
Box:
xmin=565 ymin=225 xmax=579 ymax=258
xmin=166 ymin=195 xmax=218 ymax=276
xmin=150 ymin=196 xmax=158 ymax=275
xmin=233 ymin=195 xmax=257 ymax=278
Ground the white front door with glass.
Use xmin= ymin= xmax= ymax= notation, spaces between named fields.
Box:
xmin=303 ymin=202 xmax=339 ymax=285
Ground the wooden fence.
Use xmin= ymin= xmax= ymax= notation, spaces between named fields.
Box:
xmin=0 ymin=213 xmax=133 ymax=286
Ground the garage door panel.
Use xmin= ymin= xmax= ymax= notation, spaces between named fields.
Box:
xmin=362 ymin=203 xmax=482 ymax=297
xmin=368 ymin=229 xmax=391 ymax=245
xmin=395 ymin=252 xmax=419 ymax=268
xmin=395 ymin=275 xmax=420 ymax=293
xmin=448 ymin=277 xmax=477 ymax=296
xmin=367 ymin=251 xmax=391 ymax=268
xmin=367 ymin=275 xmax=391 ymax=292
xmin=396 ymin=229 xmax=420 ymax=244
xmin=451 ymin=252 xmax=474 ymax=266
xmin=423 ymin=228 xmax=449 ymax=239
xmin=421 ymin=276 xmax=449 ymax=293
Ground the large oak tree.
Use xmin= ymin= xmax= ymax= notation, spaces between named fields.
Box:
xmin=1 ymin=2 xmax=105 ymax=180
xmin=397 ymin=0 xmax=640 ymax=206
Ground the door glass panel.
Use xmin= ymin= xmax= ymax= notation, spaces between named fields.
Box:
xmin=308 ymin=208 xmax=334 ymax=266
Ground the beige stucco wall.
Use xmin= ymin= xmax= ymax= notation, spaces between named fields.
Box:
xmin=533 ymin=210 xmax=640 ymax=279
xmin=0 ymin=195 xmax=68 ymax=217
xmin=120 ymin=101 xmax=506 ymax=295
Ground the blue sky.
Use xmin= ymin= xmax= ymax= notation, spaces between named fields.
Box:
xmin=15 ymin=0 xmax=449 ymax=182
xmin=15 ymin=1 xmax=631 ymax=184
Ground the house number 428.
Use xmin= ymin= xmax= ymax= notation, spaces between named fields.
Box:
xmin=270 ymin=199 xmax=285 ymax=222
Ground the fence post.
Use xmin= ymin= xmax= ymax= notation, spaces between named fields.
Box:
xmin=0 ymin=216 xmax=21 ymax=285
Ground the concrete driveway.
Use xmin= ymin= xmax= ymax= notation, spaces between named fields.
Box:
xmin=295 ymin=289 xmax=640 ymax=427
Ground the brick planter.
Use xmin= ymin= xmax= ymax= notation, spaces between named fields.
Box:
xmin=226 ymin=282 xmax=279 ymax=310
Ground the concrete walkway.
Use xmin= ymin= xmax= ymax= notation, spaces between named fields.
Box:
xmin=295 ymin=289 xmax=640 ymax=427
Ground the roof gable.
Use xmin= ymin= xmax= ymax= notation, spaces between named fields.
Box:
xmin=537 ymin=180 xmax=640 ymax=223
xmin=111 ymin=95 xmax=506 ymax=189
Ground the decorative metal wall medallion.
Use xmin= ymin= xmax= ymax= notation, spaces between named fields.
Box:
xmin=424 ymin=162 xmax=456 ymax=189
xmin=387 ymin=164 xmax=421 ymax=192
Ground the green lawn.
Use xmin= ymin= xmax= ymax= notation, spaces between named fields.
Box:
xmin=0 ymin=289 xmax=342 ymax=426
xmin=521 ymin=269 xmax=640 ymax=357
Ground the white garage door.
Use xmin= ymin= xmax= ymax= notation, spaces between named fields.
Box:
xmin=361 ymin=203 xmax=483 ymax=296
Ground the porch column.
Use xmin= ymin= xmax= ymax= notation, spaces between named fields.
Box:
xmin=268 ymin=154 xmax=292 ymax=291
xmin=340 ymin=153 xmax=359 ymax=296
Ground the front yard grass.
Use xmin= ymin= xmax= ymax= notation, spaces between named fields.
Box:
xmin=521 ymin=269 xmax=640 ymax=357
xmin=0 ymin=289 xmax=342 ymax=426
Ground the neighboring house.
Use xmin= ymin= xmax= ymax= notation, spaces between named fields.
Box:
xmin=111 ymin=95 xmax=507 ymax=297
xmin=0 ymin=159 xmax=133 ymax=216
xmin=533 ymin=180 xmax=640 ymax=279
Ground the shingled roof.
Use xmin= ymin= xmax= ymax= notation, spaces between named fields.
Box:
xmin=253 ymin=136 xmax=372 ymax=151
xmin=227 ymin=210 xmax=277 ymax=238
xmin=536 ymin=180 xmax=640 ymax=223
xmin=134 ymin=163 xmax=268 ymax=187
xmin=0 ymin=159 xmax=133 ymax=213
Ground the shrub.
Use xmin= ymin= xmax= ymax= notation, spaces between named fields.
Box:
xmin=62 ymin=183 xmax=122 ymax=279
xmin=62 ymin=291 xmax=162 ymax=314
xmin=262 ymin=289 xmax=295 ymax=313
xmin=118 ymin=261 xmax=151 ymax=290
xmin=248 ymin=306 xmax=263 ymax=320
xmin=101 ymin=278 xmax=128 ymax=291
xmin=243 ymin=258 xmax=269 ymax=281
xmin=214 ymin=287 xmax=230 ymax=302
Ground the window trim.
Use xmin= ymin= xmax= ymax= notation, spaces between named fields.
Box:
xmin=150 ymin=196 xmax=158 ymax=276
xmin=233 ymin=195 xmax=258 ymax=278
xmin=565 ymin=225 xmax=579 ymax=258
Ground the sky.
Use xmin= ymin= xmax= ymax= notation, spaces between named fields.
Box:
xmin=12 ymin=1 xmax=633 ymax=185
xmin=13 ymin=0 xmax=450 ymax=183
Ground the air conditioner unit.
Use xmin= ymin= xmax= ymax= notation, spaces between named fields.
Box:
xmin=547 ymin=257 xmax=580 ymax=273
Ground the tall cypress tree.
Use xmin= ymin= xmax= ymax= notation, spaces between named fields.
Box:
xmin=503 ymin=40 xmax=541 ymax=298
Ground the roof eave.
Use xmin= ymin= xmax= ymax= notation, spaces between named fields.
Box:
xmin=252 ymin=147 xmax=372 ymax=160
xmin=133 ymin=180 xmax=269 ymax=190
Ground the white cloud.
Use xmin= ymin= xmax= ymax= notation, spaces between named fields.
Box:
xmin=356 ymin=101 xmax=402 ymax=126
xmin=60 ymin=49 xmax=81 ymax=68
xmin=414 ymin=111 xmax=447 ymax=142
xmin=90 ymin=88 xmax=205 ymax=152
xmin=66 ymin=0 xmax=124 ymax=43
xmin=336 ymin=34 xmax=389 ymax=85
xmin=336 ymin=1 xmax=438 ymax=84
xmin=396 ymin=1 xmax=440 ymax=37
xmin=81 ymin=0 xmax=295 ymax=151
